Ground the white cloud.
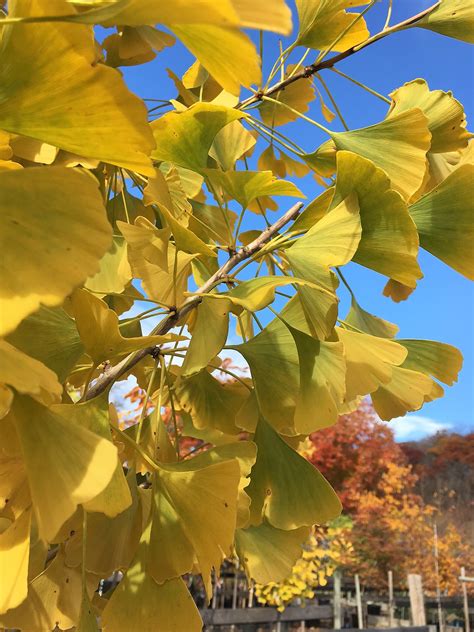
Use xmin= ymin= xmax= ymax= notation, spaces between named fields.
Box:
xmin=386 ymin=415 xmax=453 ymax=442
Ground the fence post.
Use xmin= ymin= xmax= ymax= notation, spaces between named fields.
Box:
xmin=388 ymin=570 xmax=394 ymax=627
xmin=334 ymin=569 xmax=342 ymax=629
xmin=407 ymin=573 xmax=426 ymax=626
xmin=355 ymin=574 xmax=364 ymax=629
xmin=461 ymin=567 xmax=471 ymax=632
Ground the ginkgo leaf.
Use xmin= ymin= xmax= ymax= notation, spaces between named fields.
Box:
xmin=245 ymin=419 xmax=342 ymax=529
xmin=0 ymin=340 xmax=62 ymax=407
xmin=0 ymin=0 xmax=155 ymax=174
xmin=211 ymin=276 xmax=326 ymax=313
xmin=151 ymin=103 xmax=244 ymax=172
xmin=6 ymin=306 xmax=84 ymax=383
xmin=289 ymin=187 xmax=334 ymax=234
xmin=190 ymin=201 xmax=238 ymax=246
xmin=85 ymin=236 xmax=132 ymax=296
xmin=9 ymin=135 xmax=58 ymax=165
xmin=231 ymin=0 xmax=292 ymax=33
xmin=260 ymin=66 xmax=315 ymax=127
xmin=102 ymin=546 xmax=202 ymax=632
xmin=230 ymin=317 xmax=300 ymax=435
xmin=0 ymin=507 xmax=31 ymax=615
xmin=409 ymin=164 xmax=474 ymax=279
xmin=0 ymin=167 xmax=112 ymax=336
xmin=205 ymin=169 xmax=305 ymax=210
xmin=157 ymin=202 xmax=217 ymax=257
xmin=181 ymin=297 xmax=231 ymax=376
xmin=336 ymin=327 xmax=407 ymax=402
xmin=118 ymin=218 xmax=170 ymax=271
xmin=286 ymin=194 xmax=360 ymax=338
xmin=108 ymin=191 xmax=155 ymax=227
xmin=71 ymin=289 xmax=182 ymax=366
xmin=0 ymin=548 xmax=94 ymax=632
xmin=76 ymin=592 xmax=99 ymax=632
xmin=236 ymin=521 xmax=309 ymax=584
xmin=65 ymin=472 xmax=143 ymax=576
xmin=344 ymin=298 xmax=399 ymax=339
xmin=382 ymin=279 xmax=415 ymax=303
xmin=398 ymin=339 xmax=463 ymax=386
xmin=287 ymin=192 xmax=361 ymax=268
xmin=296 ymin=0 xmax=370 ymax=51
xmin=329 ymin=109 xmax=431 ymax=200
xmin=331 ymin=151 xmax=422 ymax=287
xmin=148 ymin=459 xmax=241 ymax=590
xmin=52 ymin=396 xmax=132 ymax=517
xmin=289 ymin=326 xmax=346 ymax=434
xmin=11 ymin=396 xmax=117 ymax=541
xmin=182 ymin=441 xmax=257 ymax=528
xmin=388 ymin=79 xmax=471 ymax=153
xmin=169 ymin=24 xmax=261 ymax=95
xmin=86 ymin=0 xmax=241 ymax=27
xmin=303 ymin=138 xmax=338 ymax=178
xmin=174 ymin=369 xmax=247 ymax=435
xmin=372 ymin=365 xmax=442 ymax=421
xmin=209 ymin=120 xmax=257 ymax=170
xmin=417 ymin=0 xmax=474 ymax=44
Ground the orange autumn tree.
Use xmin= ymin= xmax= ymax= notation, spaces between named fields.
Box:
xmin=348 ymin=460 xmax=474 ymax=594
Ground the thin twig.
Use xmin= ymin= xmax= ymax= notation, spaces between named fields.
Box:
xmin=85 ymin=201 xmax=304 ymax=400
xmin=236 ymin=3 xmax=439 ymax=111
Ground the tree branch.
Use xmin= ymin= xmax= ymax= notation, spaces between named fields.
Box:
xmin=237 ymin=2 xmax=440 ymax=111
xmin=85 ymin=201 xmax=304 ymax=400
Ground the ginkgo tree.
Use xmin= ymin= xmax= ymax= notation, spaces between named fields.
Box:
xmin=0 ymin=0 xmax=472 ymax=630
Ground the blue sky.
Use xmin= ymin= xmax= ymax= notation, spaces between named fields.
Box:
xmin=112 ymin=1 xmax=474 ymax=440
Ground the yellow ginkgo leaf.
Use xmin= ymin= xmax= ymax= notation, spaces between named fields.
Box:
xmin=0 ymin=548 xmax=94 ymax=632
xmin=52 ymin=396 xmax=132 ymax=517
xmin=388 ymin=79 xmax=471 ymax=153
xmin=231 ymin=0 xmax=292 ymax=33
xmin=205 ymin=169 xmax=305 ymax=211
xmin=245 ymin=419 xmax=342 ymax=529
xmin=6 ymin=306 xmax=84 ymax=383
xmin=85 ymin=236 xmax=132 ymax=296
xmin=211 ymin=276 xmax=327 ymax=313
xmin=209 ymin=120 xmax=257 ymax=170
xmin=0 ymin=340 xmax=62 ymax=407
xmin=331 ymin=151 xmax=422 ymax=287
xmin=290 ymin=326 xmax=346 ymax=434
xmin=65 ymin=472 xmax=143 ymax=576
xmin=0 ymin=167 xmax=112 ymax=336
xmin=0 ymin=0 xmax=155 ymax=174
xmin=169 ymin=24 xmax=261 ymax=95
xmin=336 ymin=327 xmax=407 ymax=402
xmin=289 ymin=187 xmax=334 ymax=234
xmin=76 ymin=592 xmax=99 ymax=632
xmin=151 ymin=103 xmax=244 ymax=172
xmin=0 ymin=130 xmax=12 ymax=160
xmin=118 ymin=217 xmax=170 ymax=271
xmin=236 ymin=520 xmax=310 ymax=584
xmin=157 ymin=202 xmax=217 ymax=257
xmin=286 ymin=194 xmax=360 ymax=338
xmin=296 ymin=0 xmax=370 ymax=51
xmin=260 ymin=66 xmax=315 ymax=127
xmin=344 ymin=297 xmax=399 ymax=339
xmin=417 ymin=0 xmax=474 ymax=44
xmin=70 ymin=289 xmax=182 ymax=366
xmin=287 ymin=192 xmax=361 ymax=268
xmin=372 ymin=365 xmax=441 ymax=421
xmin=398 ymin=339 xmax=463 ymax=387
xmin=181 ymin=297 xmax=231 ymax=377
xmin=330 ymin=109 xmax=432 ymax=200
xmin=148 ymin=459 xmax=241 ymax=590
xmin=0 ymin=507 xmax=31 ymax=615
xmin=102 ymin=544 xmax=202 ymax=632
xmin=409 ymin=164 xmax=474 ymax=279
xmin=11 ymin=396 xmax=118 ymax=542
xmin=174 ymin=369 xmax=247 ymax=435
xmin=9 ymin=135 xmax=58 ymax=165
xmin=183 ymin=442 xmax=257 ymax=528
